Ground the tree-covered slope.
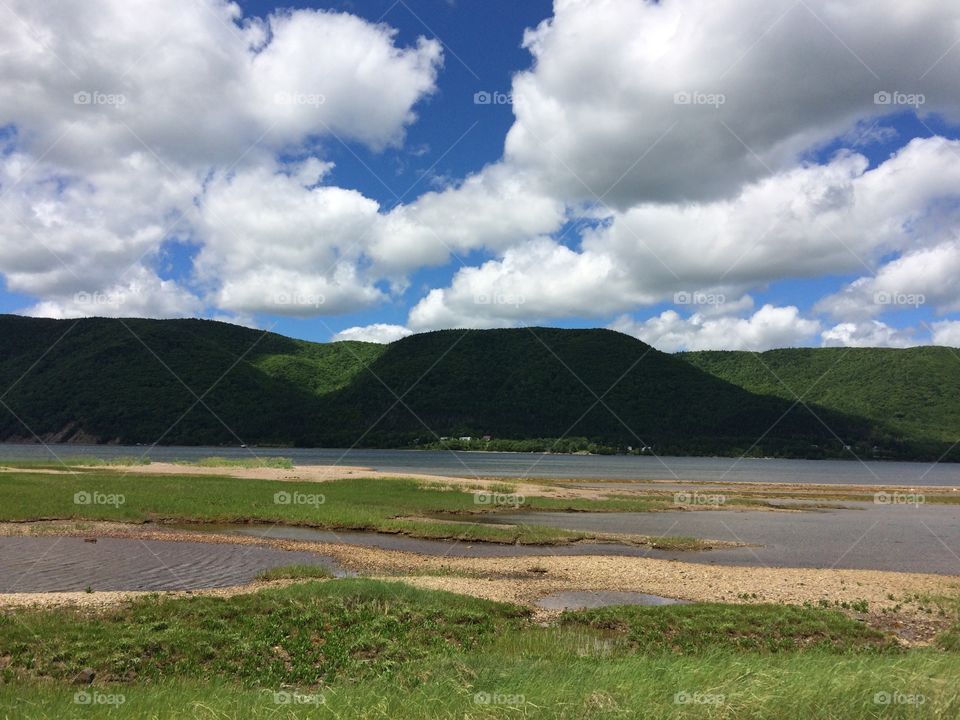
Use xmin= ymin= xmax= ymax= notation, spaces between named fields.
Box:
xmin=305 ymin=328 xmax=886 ymax=457
xmin=0 ymin=315 xmax=380 ymax=446
xmin=681 ymin=347 xmax=960 ymax=452
xmin=0 ymin=315 xmax=954 ymax=460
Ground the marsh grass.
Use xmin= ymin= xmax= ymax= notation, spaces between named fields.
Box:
xmin=254 ymin=564 xmax=334 ymax=581
xmin=1 ymin=581 xmax=957 ymax=719
xmin=177 ymin=456 xmax=295 ymax=469
xmin=0 ymin=470 xmax=704 ymax=547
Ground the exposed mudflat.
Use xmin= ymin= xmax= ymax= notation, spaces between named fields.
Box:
xmin=179 ymin=522 xmax=702 ymax=558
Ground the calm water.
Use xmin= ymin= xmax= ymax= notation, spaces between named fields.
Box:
xmin=2 ymin=444 xmax=959 ymax=486
xmin=491 ymin=504 xmax=960 ymax=575
xmin=0 ymin=536 xmax=345 ymax=592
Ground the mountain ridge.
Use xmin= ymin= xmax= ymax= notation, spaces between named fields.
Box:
xmin=0 ymin=315 xmax=955 ymax=461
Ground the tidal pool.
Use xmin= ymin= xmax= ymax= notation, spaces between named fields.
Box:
xmin=0 ymin=536 xmax=345 ymax=592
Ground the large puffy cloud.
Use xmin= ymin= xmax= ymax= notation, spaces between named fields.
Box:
xmin=815 ymin=240 xmax=960 ymax=320
xmin=400 ymin=1 xmax=960 ymax=339
xmin=406 ymin=138 xmax=960 ymax=329
xmin=194 ymin=159 xmax=384 ymax=316
xmin=248 ymin=11 xmax=442 ymax=151
xmin=610 ymin=304 xmax=820 ymax=352
xmin=408 ymin=237 xmax=650 ymax=330
xmin=0 ymin=0 xmax=442 ymax=318
xmin=22 ymin=267 xmax=203 ymax=319
xmin=931 ymin=321 xmax=960 ymax=347
xmin=370 ymin=164 xmax=566 ymax=273
xmin=506 ymin=0 xmax=960 ymax=208
xmin=0 ymin=0 xmax=441 ymax=168
xmin=3 ymin=0 xmax=960 ymax=352
xmin=0 ymin=148 xmax=196 ymax=306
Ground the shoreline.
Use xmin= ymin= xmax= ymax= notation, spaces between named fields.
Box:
xmin=2 ymin=519 xmax=958 ymax=644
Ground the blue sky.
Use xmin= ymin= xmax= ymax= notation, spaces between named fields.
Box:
xmin=232 ymin=0 xmax=556 ymax=341
xmin=2 ymin=0 xmax=960 ymax=350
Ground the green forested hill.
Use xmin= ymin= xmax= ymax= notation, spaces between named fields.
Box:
xmin=306 ymin=328 xmax=877 ymax=457
xmin=682 ymin=347 xmax=960 ymax=451
xmin=0 ymin=315 xmax=955 ymax=460
xmin=0 ymin=315 xmax=382 ymax=446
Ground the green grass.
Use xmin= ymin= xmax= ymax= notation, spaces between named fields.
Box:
xmin=254 ymin=564 xmax=334 ymax=581
xmin=0 ymin=580 xmax=527 ymax=686
xmin=0 ymin=456 xmax=151 ymax=469
xmin=2 ymin=653 xmax=956 ymax=719
xmin=0 ymin=470 xmax=613 ymax=545
xmin=562 ymin=603 xmax=895 ymax=654
xmin=1 ymin=580 xmax=957 ymax=719
xmin=176 ymin=456 xmax=295 ymax=469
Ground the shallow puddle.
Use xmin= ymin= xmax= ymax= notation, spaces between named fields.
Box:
xmin=535 ymin=590 xmax=689 ymax=611
xmin=0 ymin=536 xmax=346 ymax=592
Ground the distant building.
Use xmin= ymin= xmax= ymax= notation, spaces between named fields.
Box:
xmin=459 ymin=436 xmax=472 ymax=442
xmin=482 ymin=434 xmax=492 ymax=441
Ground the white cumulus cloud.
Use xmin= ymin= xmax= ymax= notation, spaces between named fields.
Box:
xmin=610 ymin=304 xmax=821 ymax=352
xmin=332 ymin=323 xmax=414 ymax=344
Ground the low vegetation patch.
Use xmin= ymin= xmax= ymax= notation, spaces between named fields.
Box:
xmin=561 ymin=603 xmax=897 ymax=654
xmin=0 ymin=579 xmax=528 ymax=686
xmin=176 ymin=456 xmax=295 ymax=469
xmin=2 ymin=582 xmax=958 ymax=719
xmin=0 ymin=470 xmax=707 ymax=548
xmin=254 ymin=564 xmax=334 ymax=581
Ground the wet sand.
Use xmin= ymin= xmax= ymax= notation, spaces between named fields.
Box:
xmin=89 ymin=462 xmax=611 ymax=500
xmin=178 ymin=522 xmax=708 ymax=558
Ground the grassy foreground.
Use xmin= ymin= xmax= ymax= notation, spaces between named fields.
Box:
xmin=1 ymin=579 xmax=957 ymax=719
xmin=0 ymin=468 xmax=702 ymax=547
